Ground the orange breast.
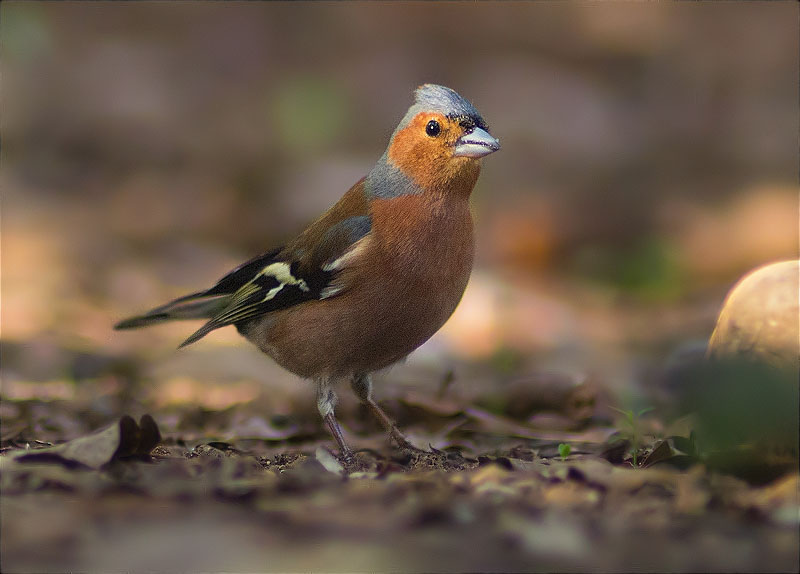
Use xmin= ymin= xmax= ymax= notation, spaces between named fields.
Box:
xmin=247 ymin=193 xmax=475 ymax=379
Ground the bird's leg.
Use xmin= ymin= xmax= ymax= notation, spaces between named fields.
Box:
xmin=351 ymin=373 xmax=421 ymax=452
xmin=316 ymin=378 xmax=352 ymax=459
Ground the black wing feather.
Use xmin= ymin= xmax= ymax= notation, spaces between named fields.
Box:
xmin=204 ymin=248 xmax=283 ymax=296
xmin=177 ymin=215 xmax=371 ymax=346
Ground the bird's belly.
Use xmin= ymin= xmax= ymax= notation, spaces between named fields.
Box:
xmin=248 ymin=264 xmax=470 ymax=379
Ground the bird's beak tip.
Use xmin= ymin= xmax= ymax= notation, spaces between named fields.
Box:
xmin=453 ymin=127 xmax=500 ymax=158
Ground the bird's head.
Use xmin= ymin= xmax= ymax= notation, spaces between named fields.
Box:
xmin=367 ymin=84 xmax=500 ymax=197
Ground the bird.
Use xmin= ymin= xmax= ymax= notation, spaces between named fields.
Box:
xmin=115 ymin=84 xmax=500 ymax=458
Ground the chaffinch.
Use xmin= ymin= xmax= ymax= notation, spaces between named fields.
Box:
xmin=116 ymin=84 xmax=500 ymax=457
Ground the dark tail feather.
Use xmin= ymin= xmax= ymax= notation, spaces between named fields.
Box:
xmin=114 ymin=312 xmax=173 ymax=330
xmin=114 ymin=292 xmax=229 ymax=331
xmin=178 ymin=318 xmax=223 ymax=348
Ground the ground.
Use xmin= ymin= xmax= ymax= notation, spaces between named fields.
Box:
xmin=1 ymin=351 xmax=798 ymax=572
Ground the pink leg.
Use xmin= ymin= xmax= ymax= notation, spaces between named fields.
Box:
xmin=351 ymin=373 xmax=422 ymax=451
xmin=317 ymin=378 xmax=352 ymax=459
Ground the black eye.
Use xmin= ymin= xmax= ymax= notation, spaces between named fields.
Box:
xmin=425 ymin=120 xmax=441 ymax=137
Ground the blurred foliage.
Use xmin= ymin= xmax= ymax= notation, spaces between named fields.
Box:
xmin=270 ymin=76 xmax=349 ymax=153
xmin=679 ymin=359 xmax=799 ymax=455
xmin=1 ymin=3 xmax=50 ymax=61
xmin=571 ymin=236 xmax=685 ymax=301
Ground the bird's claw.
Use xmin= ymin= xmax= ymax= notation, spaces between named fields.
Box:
xmin=389 ymin=429 xmax=427 ymax=454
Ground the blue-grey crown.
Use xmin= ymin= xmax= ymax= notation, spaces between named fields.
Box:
xmin=394 ymin=84 xmax=487 ymax=133
xmin=414 ymin=84 xmax=483 ymax=122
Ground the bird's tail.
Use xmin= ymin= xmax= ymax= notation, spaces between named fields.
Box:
xmin=114 ymin=292 xmax=230 ymax=331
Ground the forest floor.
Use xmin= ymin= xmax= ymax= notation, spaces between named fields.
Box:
xmin=2 ymin=340 xmax=798 ymax=573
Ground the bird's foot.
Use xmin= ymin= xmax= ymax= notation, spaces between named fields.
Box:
xmin=388 ymin=427 xmax=427 ymax=454
xmin=323 ymin=412 xmax=355 ymax=461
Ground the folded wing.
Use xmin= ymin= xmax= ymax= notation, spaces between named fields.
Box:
xmin=114 ymin=216 xmax=372 ymax=348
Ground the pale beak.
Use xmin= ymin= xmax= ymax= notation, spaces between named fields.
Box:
xmin=453 ymin=127 xmax=501 ymax=158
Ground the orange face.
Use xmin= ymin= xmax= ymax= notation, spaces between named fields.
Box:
xmin=387 ymin=112 xmax=498 ymax=193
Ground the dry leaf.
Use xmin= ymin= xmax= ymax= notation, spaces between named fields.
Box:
xmin=12 ymin=415 xmax=161 ymax=469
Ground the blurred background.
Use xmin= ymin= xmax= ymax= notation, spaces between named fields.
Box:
xmin=2 ymin=2 xmax=798 ymax=425
xmin=2 ymin=5 xmax=798 ymax=571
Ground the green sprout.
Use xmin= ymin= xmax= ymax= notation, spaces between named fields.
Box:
xmin=611 ymin=406 xmax=655 ymax=468
xmin=558 ymin=443 xmax=572 ymax=461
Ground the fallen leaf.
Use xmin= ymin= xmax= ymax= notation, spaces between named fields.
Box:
xmin=315 ymin=446 xmax=345 ymax=475
xmin=11 ymin=415 xmax=161 ymax=469
xmin=640 ymin=440 xmax=674 ymax=468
